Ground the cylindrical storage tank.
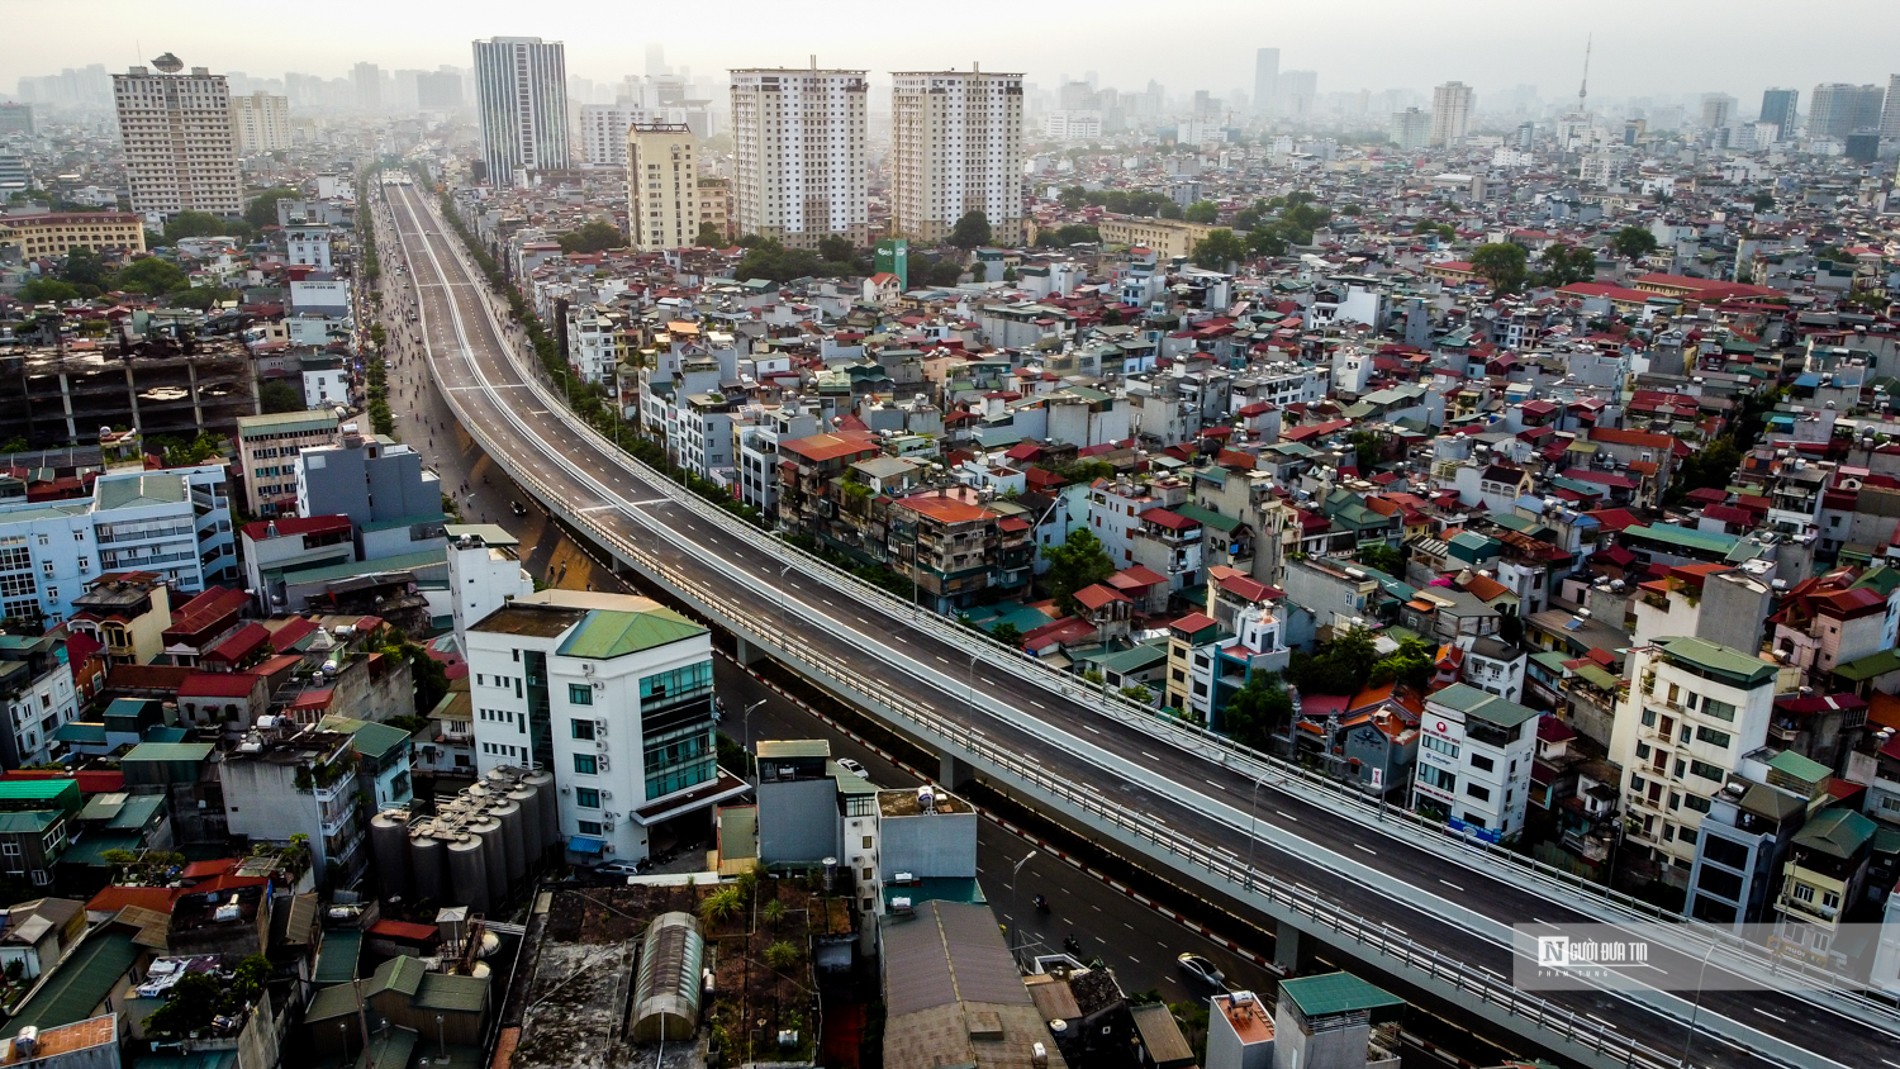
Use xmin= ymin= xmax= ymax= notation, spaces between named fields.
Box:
xmin=490 ymin=800 xmax=527 ymax=884
xmin=371 ymin=811 xmax=410 ymax=901
xmin=485 ymin=767 xmax=516 ymax=791
xmin=447 ymin=833 xmax=491 ymax=915
xmin=507 ymin=786 xmax=543 ymax=866
xmin=523 ymin=770 xmax=559 ymax=845
xmin=466 ymin=817 xmax=508 ymax=906
xmin=410 ymin=828 xmax=445 ymax=902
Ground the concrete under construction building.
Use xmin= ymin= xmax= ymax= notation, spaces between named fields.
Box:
xmin=0 ymin=333 xmax=259 ymax=448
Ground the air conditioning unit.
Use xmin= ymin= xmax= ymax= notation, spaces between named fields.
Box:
xmin=598 ymin=756 xmax=611 ymax=772
xmin=597 ymin=739 xmax=610 ymax=752
xmin=595 ymin=718 xmax=609 ymax=735
xmin=601 ymin=790 xmax=614 ymax=801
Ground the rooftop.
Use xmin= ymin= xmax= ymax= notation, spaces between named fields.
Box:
xmin=878 ymin=786 xmax=975 ymax=817
xmin=1278 ymin=970 xmax=1405 ymax=1022
xmin=1659 ymin=636 xmax=1778 ymax=688
xmin=556 ymin=605 xmax=706 ymax=660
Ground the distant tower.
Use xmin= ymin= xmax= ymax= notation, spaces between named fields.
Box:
xmin=1577 ymin=35 xmax=1592 ymax=114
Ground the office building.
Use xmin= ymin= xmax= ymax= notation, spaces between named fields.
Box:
xmin=626 ymin=122 xmax=700 ymax=250
xmin=112 ymin=62 xmax=242 ymax=219
xmin=1409 ymin=683 xmax=1538 ymax=842
xmin=1882 ymin=74 xmax=1900 ymax=138
xmin=465 ymin=590 xmax=746 ymax=866
xmin=1391 ymin=107 xmax=1430 ymax=150
xmin=230 ymin=90 xmax=291 ymax=153
xmin=472 ymin=37 xmax=571 ymax=187
xmin=0 ymin=104 xmax=33 ymax=135
xmin=1253 ymin=48 xmax=1279 ymax=115
xmin=0 ymin=212 xmax=145 ymax=259
xmin=295 ymin=427 xmax=446 ymax=561
xmin=351 ymin=62 xmax=382 ymax=112
xmin=1700 ymin=93 xmax=1736 ymax=131
xmin=1429 ymin=81 xmax=1474 ymax=147
xmin=890 ymin=68 xmax=1024 ymax=246
xmin=730 ymin=65 xmax=868 ymax=249
xmin=1760 ymin=88 xmax=1799 ymax=139
xmin=1809 ymin=82 xmax=1886 ymax=140
xmin=236 ymin=409 xmax=339 ymax=516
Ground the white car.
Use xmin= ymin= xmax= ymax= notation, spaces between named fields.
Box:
xmin=1177 ymin=953 xmax=1227 ymax=989
xmin=836 ymin=758 xmax=870 ymax=779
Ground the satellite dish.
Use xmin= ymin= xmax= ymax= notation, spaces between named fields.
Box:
xmin=151 ymin=52 xmax=184 ymax=74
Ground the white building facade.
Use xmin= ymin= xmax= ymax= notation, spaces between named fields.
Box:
xmin=112 ymin=64 xmax=242 ymax=219
xmin=1410 ymin=683 xmax=1538 ymax=842
xmin=472 ymin=37 xmax=570 ymax=187
xmin=730 ymin=67 xmax=868 ymax=249
xmin=230 ymin=91 xmax=291 ymax=153
xmin=890 ymin=69 xmax=1024 ymax=246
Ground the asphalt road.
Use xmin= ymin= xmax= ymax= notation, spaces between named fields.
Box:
xmin=374 ymin=180 xmax=1898 ymax=1069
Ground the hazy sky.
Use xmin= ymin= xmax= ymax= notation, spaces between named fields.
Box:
xmin=4 ymin=0 xmax=1895 ymax=103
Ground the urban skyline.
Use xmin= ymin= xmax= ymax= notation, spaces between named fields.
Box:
xmin=4 ymin=0 xmax=1899 ymax=106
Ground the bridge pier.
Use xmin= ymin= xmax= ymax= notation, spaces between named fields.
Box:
xmin=1273 ymin=920 xmax=1311 ymax=976
xmin=940 ymin=753 xmax=971 ymax=789
xmin=734 ymin=635 xmax=768 ymax=667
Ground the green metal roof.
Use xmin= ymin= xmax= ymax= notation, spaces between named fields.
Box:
xmin=415 ymin=972 xmax=489 ymax=1012
xmin=1766 ymin=749 xmax=1831 ymax=785
xmin=556 ymin=606 xmax=705 ymax=659
xmin=121 ymin=742 xmax=215 ymax=764
xmin=3 ymin=928 xmax=138 ymax=1031
xmin=317 ymin=715 xmax=413 ymax=762
xmin=757 ymin=740 xmax=829 ymax=759
xmin=1624 ymin=524 xmax=1740 ymax=555
xmin=282 ymin=547 xmax=446 ymax=585
xmin=1173 ymin=502 xmax=1242 ymax=533
xmin=94 ymin=474 xmax=187 ymax=510
xmin=1831 ymin=647 xmax=1900 ymax=683
xmin=0 ymin=811 xmax=63 ymax=833
xmin=1278 ymin=971 xmax=1405 ymax=1022
xmin=1427 ymin=683 xmax=1540 ymax=729
xmin=1659 ymin=636 xmax=1777 ymax=687
xmin=0 ymin=779 xmax=80 ymax=808
xmin=57 ymin=831 xmax=142 ymax=868
xmin=1791 ymin=808 xmax=1876 ymax=860
xmin=313 ymin=930 xmax=361 ymax=986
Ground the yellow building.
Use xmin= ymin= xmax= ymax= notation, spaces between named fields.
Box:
xmin=696 ymin=176 xmax=731 ymax=243
xmin=0 ymin=211 xmax=147 ymax=259
xmin=1096 ymin=216 xmax=1219 ymax=261
xmin=626 ymin=122 xmax=699 ymax=251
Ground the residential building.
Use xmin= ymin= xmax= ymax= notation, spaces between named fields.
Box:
xmin=0 ymin=898 xmax=84 ymax=980
xmin=240 ymin=516 xmax=354 ymax=614
xmin=285 ymin=224 xmax=333 ymax=269
xmin=1774 ymin=806 xmax=1877 ymax=970
xmin=1429 ymin=82 xmax=1474 ymax=147
xmin=1096 ymin=217 xmax=1219 ymax=262
xmin=1253 ymin=48 xmax=1280 ymax=116
xmin=295 ymin=427 xmax=445 ymax=561
xmin=1612 ymin=638 xmax=1788 ymax=886
xmin=696 ymin=175 xmax=730 ymax=241
xmin=1390 ymin=108 xmax=1430 ymax=150
xmin=0 ymin=634 xmax=81 ymax=769
xmin=890 ymin=69 xmax=1024 ymax=246
xmin=0 ymin=212 xmax=146 ymax=259
xmin=730 ymin=66 xmax=868 ymax=248
xmin=67 ymin=571 xmax=171 ymax=668
xmin=236 ymin=410 xmax=339 ymax=516
xmin=0 ymin=779 xmax=78 ymax=888
xmin=229 ymin=91 xmax=290 ymax=153
xmin=1809 ymin=83 xmax=1886 ymax=140
xmin=1760 ymin=88 xmax=1799 ymax=138
xmin=1883 ymin=74 xmax=1900 ymax=138
xmin=880 ymin=900 xmax=1067 ymax=1069
xmin=626 ymin=122 xmax=699 ymax=251
xmin=1270 ymin=972 xmax=1405 ymax=1069
xmin=317 ymin=714 xmax=414 ymax=810
xmin=577 ymin=103 xmax=651 ymax=168
xmin=1410 ymin=683 xmax=1539 ymax=842
xmin=472 ymin=37 xmax=570 ymax=187
xmin=1684 ymin=769 xmax=1814 ymax=929
xmin=112 ymin=63 xmax=241 ymax=219
xmin=1208 ymin=990 xmax=1275 ymax=1069
xmin=221 ymin=723 xmax=367 ymax=887
xmin=465 ymin=590 xmax=746 ymax=866
xmin=444 ymin=524 xmax=534 ymax=643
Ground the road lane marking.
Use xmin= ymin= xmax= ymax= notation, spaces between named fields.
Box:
xmin=1030 ymin=700 xmax=1045 ymax=709
xmin=1352 ymin=843 xmax=1378 ymax=856
xmin=1439 ymin=879 xmax=1464 ymax=892
xmin=937 ymin=656 xmax=950 ymax=664
xmin=1273 ymin=810 xmax=1298 ymax=823
xmin=1082 ymin=724 xmax=1101 ymax=734
xmin=1204 ymin=779 xmax=1225 ymax=790
xmin=1753 ymin=1008 xmax=1787 ymax=1023
xmin=1141 ymin=751 xmax=1161 ymax=762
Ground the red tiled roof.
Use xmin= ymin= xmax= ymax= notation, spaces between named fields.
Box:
xmin=1169 ymin=612 xmax=1218 ymax=635
xmin=165 ymin=586 xmax=250 ymax=640
xmin=267 ymin=616 xmax=320 ymax=652
xmin=206 ymin=622 xmax=271 ymax=664
xmin=779 ymin=431 xmax=880 ymax=464
xmin=1108 ymin=564 xmax=1167 ymax=589
xmin=178 ymin=672 xmax=259 ymax=699
xmin=368 ymin=919 xmax=441 ymax=943
xmin=1073 ymin=584 xmax=1132 ymax=611
xmin=240 ymin=514 xmax=352 ymax=541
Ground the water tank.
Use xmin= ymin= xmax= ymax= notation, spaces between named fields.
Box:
xmin=916 ymin=786 xmax=935 ymax=811
xmin=447 ymin=834 xmax=491 ymax=915
xmin=466 ymin=817 xmax=508 ymax=906
xmin=522 ymin=769 xmax=559 ymax=845
xmin=507 ymin=785 xmax=543 ymax=866
xmin=485 ymin=767 xmax=517 ymax=791
xmin=489 ymin=800 xmax=527 ymax=885
xmin=410 ymin=828 xmax=445 ymax=902
xmin=371 ymin=810 xmax=411 ymax=900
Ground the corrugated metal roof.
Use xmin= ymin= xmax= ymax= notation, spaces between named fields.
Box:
xmin=883 ymin=901 xmax=1029 ymax=1017
xmin=313 ymin=930 xmax=361 ymax=985
xmin=556 ymin=606 xmax=705 ymax=660
xmin=4 ymin=928 xmax=138 ymax=1031
xmin=1278 ymin=971 xmax=1404 ymax=1021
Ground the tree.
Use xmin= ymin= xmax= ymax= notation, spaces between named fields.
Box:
xmin=163 ymin=211 xmax=239 ymax=244
xmin=1287 ymin=627 xmax=1379 ymax=696
xmin=1039 ymin=223 xmax=1100 ymax=247
xmin=1369 ymin=636 xmax=1435 ymax=690
xmin=557 ymin=220 xmax=624 ymax=254
xmin=816 ymin=235 xmax=857 ymax=263
xmin=1247 ymin=228 xmax=1288 ymax=257
xmin=1610 ymin=225 xmax=1659 ymax=260
xmin=1183 ymin=200 xmax=1220 ymax=224
xmin=949 ymin=210 xmax=993 ymax=249
xmin=243 ymin=186 xmax=301 ymax=230
xmin=1357 ymin=542 xmax=1402 ymax=577
xmin=168 ymin=286 xmax=235 ymax=310
xmin=1751 ymin=191 xmax=1775 ymax=213
xmin=1043 ymin=529 xmax=1115 ymax=613
xmin=762 ymin=899 xmax=787 ymax=929
xmin=114 ymin=257 xmax=189 ymax=295
xmin=1348 ymin=429 xmax=1387 ymax=471
xmin=61 ymin=246 xmax=108 ymax=292
xmin=1220 ymin=673 xmax=1295 ymax=749
xmin=259 ymin=380 xmax=304 ymax=413
xmin=1469 ymin=242 xmax=1529 ymax=294
xmin=700 ymin=885 xmax=744 ymax=926
xmin=763 ymin=940 xmax=802 ymax=971
xmin=695 ymin=221 xmax=725 ymax=246
xmin=1537 ymin=244 xmax=1597 ymax=287
xmin=1191 ymin=229 xmax=1247 ymax=270
xmin=1157 ymin=200 xmax=1185 ymax=220
xmin=1058 ymin=185 xmax=1087 ymax=210
xmin=16 ymin=278 xmax=78 ymax=303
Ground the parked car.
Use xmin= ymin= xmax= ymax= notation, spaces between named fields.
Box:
xmin=837 ymin=758 xmax=870 ymax=779
xmin=510 ymin=500 xmax=529 ymax=516
xmin=593 ymin=860 xmax=647 ymax=877
xmin=1177 ymin=952 xmax=1227 ymax=989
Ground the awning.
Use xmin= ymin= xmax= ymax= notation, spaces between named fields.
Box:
xmin=566 ymin=835 xmax=607 ymax=856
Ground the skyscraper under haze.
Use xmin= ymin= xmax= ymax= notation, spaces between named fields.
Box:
xmin=472 ymin=36 xmax=570 ymax=187
xmin=1429 ymin=81 xmax=1474 ymax=146
xmin=1253 ymin=48 xmax=1279 ymax=115
xmin=1759 ymin=88 xmax=1798 ymax=139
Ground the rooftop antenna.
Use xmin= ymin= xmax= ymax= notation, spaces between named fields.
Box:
xmin=1577 ymin=35 xmax=1592 ymax=115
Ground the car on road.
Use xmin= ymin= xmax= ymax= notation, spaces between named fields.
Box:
xmin=592 ymin=860 xmax=647 ymax=877
xmin=510 ymin=501 xmax=529 ymax=516
xmin=1176 ymin=952 xmax=1227 ymax=989
xmin=836 ymin=758 xmax=870 ymax=779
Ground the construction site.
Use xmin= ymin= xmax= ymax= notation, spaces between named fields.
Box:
xmin=0 ymin=329 xmax=260 ymax=447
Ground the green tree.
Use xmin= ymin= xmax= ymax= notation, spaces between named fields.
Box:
xmin=763 ymin=940 xmax=802 ymax=971
xmin=1058 ymin=186 xmax=1087 ymax=210
xmin=1043 ymin=528 xmax=1115 ymax=613
xmin=762 ymin=899 xmax=787 ymax=929
xmin=1220 ymin=673 xmax=1295 ymax=749
xmin=1247 ymin=228 xmax=1288 ymax=257
xmin=1157 ymin=200 xmax=1185 ymax=220
xmin=817 ymin=235 xmax=857 ymax=263
xmin=168 ymin=286 xmax=235 ymax=310
xmin=1751 ymin=191 xmax=1775 ymax=213
xmin=16 ymin=278 xmax=79 ymax=303
xmin=558 ymin=220 xmax=624 ymax=253
xmin=696 ymin=221 xmax=725 ymax=246
xmin=258 ymin=380 xmax=304 ymax=413
xmin=1183 ymin=199 xmax=1220 ymax=224
xmin=1348 ymin=429 xmax=1387 ymax=470
xmin=1369 ymin=636 xmax=1435 ymax=690
xmin=1469 ymin=242 xmax=1530 ymax=294
xmin=1041 ymin=223 xmax=1100 ymax=246
xmin=1536 ymin=244 xmax=1597 ymax=287
xmin=1191 ymin=228 xmax=1248 ymax=270
xmin=949 ymin=210 xmax=993 ymax=249
xmin=113 ymin=257 xmax=189 ymax=295
xmin=1356 ymin=542 xmax=1402 ymax=577
xmin=61 ymin=246 xmax=109 ymax=291
xmin=163 ymin=211 xmax=239 ymax=244
xmin=1611 ymin=225 xmax=1659 ymax=260
xmin=1287 ymin=627 xmax=1380 ymax=696
xmin=700 ymin=885 xmax=744 ymax=926
xmin=243 ymin=186 xmax=302 ymax=230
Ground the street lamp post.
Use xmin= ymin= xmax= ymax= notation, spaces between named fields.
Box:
xmin=1678 ymin=942 xmax=1719 ymax=1069
xmin=1009 ymin=849 xmax=1040 ymax=965
xmin=1243 ymin=767 xmax=1274 ymax=894
xmin=741 ymin=698 xmax=766 ymax=762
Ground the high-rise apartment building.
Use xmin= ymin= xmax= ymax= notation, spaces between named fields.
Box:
xmin=730 ymin=66 xmax=867 ymax=249
xmin=417 ymin=69 xmax=464 ymax=111
xmin=472 ymin=37 xmax=570 ymax=187
xmin=890 ymin=68 xmax=1023 ymax=246
xmin=626 ymin=122 xmax=700 ymax=250
xmin=1253 ymin=48 xmax=1279 ymax=115
xmin=1760 ymin=88 xmax=1799 ymax=139
xmin=1700 ymin=93 xmax=1736 ymax=131
xmin=579 ymin=104 xmax=654 ymax=168
xmin=1277 ymin=70 xmax=1318 ymax=119
xmin=230 ymin=91 xmax=291 ymax=153
xmin=1881 ymin=74 xmax=1900 ymax=139
xmin=1391 ymin=107 xmax=1430 ymax=150
xmin=351 ymin=62 xmax=382 ymax=113
xmin=112 ymin=62 xmax=242 ymax=219
xmin=1429 ymin=81 xmax=1474 ymax=146
xmin=1810 ymin=82 xmax=1886 ymax=140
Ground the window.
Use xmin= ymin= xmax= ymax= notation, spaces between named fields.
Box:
xmin=568 ymin=683 xmax=594 ymax=706
xmin=577 ymin=820 xmax=602 ymax=836
xmin=1689 ymin=759 xmax=1725 ymax=782
xmin=1465 ymin=783 xmax=1491 ymax=802
xmin=571 ymin=718 xmax=596 ymax=740
xmin=575 ymin=787 xmax=601 ymax=809
xmin=573 ymin=754 xmax=597 ymax=775
xmin=1702 ymin=699 xmax=1737 ymax=723
xmin=861 ymin=835 xmax=873 ymax=849
xmin=1695 ymin=726 xmax=1732 ymax=749
xmin=1469 ymin=753 xmax=1494 ymax=773
xmin=1422 ymin=735 xmax=1460 ymax=758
